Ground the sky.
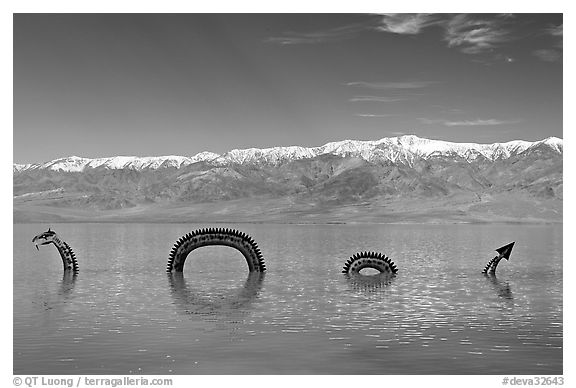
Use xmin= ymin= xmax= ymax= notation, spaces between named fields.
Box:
xmin=13 ymin=13 xmax=563 ymax=164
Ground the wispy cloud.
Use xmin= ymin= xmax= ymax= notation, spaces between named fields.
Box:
xmin=269 ymin=14 xmax=555 ymax=63
xmin=347 ymin=81 xmax=429 ymax=119
xmin=550 ymin=24 xmax=563 ymax=50
xmin=349 ymin=96 xmax=406 ymax=102
xmin=417 ymin=118 xmax=442 ymax=125
xmin=345 ymin=81 xmax=437 ymax=90
xmin=265 ymin=23 xmax=369 ymax=45
xmin=376 ymin=14 xmax=441 ymax=35
xmin=547 ymin=23 xmax=563 ymax=37
xmin=374 ymin=13 xmax=515 ymax=57
xmin=530 ymin=22 xmax=563 ymax=62
xmin=444 ymin=14 xmax=512 ymax=55
xmin=532 ymin=49 xmax=561 ymax=62
xmin=354 ymin=113 xmax=396 ymax=118
xmin=418 ymin=117 xmax=520 ymax=126
xmin=443 ymin=119 xmax=520 ymax=127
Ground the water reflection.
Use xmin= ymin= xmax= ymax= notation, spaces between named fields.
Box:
xmin=484 ymin=274 xmax=514 ymax=300
xmin=58 ymin=271 xmax=77 ymax=297
xmin=344 ymin=272 xmax=395 ymax=293
xmin=167 ymin=272 xmax=265 ymax=342
xmin=167 ymin=271 xmax=265 ymax=315
xmin=33 ymin=271 xmax=77 ymax=313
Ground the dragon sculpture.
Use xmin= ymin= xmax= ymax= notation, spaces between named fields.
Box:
xmin=342 ymin=251 xmax=398 ymax=275
xmin=166 ymin=228 xmax=266 ymax=273
xmin=32 ymin=228 xmax=79 ymax=273
xmin=31 ymin=226 xmax=515 ymax=285
xmin=482 ymin=242 xmax=515 ymax=275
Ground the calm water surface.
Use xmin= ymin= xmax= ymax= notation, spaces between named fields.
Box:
xmin=13 ymin=223 xmax=562 ymax=374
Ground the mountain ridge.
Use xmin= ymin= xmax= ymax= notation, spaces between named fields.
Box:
xmin=14 ymin=135 xmax=563 ymax=173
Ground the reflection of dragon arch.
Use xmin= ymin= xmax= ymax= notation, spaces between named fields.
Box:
xmin=344 ymin=273 xmax=395 ymax=292
xmin=167 ymin=271 xmax=265 ymax=315
xmin=166 ymin=228 xmax=266 ymax=273
xmin=32 ymin=228 xmax=79 ymax=273
xmin=342 ymin=251 xmax=398 ymax=275
xmin=167 ymin=271 xmax=265 ymax=342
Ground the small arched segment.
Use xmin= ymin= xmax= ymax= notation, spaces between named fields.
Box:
xmin=166 ymin=228 xmax=266 ymax=273
xmin=342 ymin=251 xmax=398 ymax=274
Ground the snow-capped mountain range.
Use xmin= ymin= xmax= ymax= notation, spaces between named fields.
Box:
xmin=14 ymin=135 xmax=563 ymax=173
xmin=13 ymin=152 xmax=220 ymax=173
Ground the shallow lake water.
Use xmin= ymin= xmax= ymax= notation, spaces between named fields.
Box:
xmin=13 ymin=223 xmax=562 ymax=374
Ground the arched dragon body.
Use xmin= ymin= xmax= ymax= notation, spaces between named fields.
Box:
xmin=32 ymin=228 xmax=79 ymax=273
xmin=166 ymin=228 xmax=266 ymax=273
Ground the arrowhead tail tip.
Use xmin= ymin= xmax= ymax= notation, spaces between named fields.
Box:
xmin=496 ymin=241 xmax=515 ymax=260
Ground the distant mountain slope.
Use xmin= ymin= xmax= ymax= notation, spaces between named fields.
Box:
xmin=13 ymin=135 xmax=563 ymax=223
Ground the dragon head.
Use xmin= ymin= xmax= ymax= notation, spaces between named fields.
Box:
xmin=32 ymin=228 xmax=57 ymax=251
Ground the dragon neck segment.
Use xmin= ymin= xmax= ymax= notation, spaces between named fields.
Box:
xmin=53 ymin=237 xmax=78 ymax=272
xmin=33 ymin=229 xmax=79 ymax=273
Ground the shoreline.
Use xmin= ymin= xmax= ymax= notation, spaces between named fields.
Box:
xmin=13 ymin=219 xmax=563 ymax=225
